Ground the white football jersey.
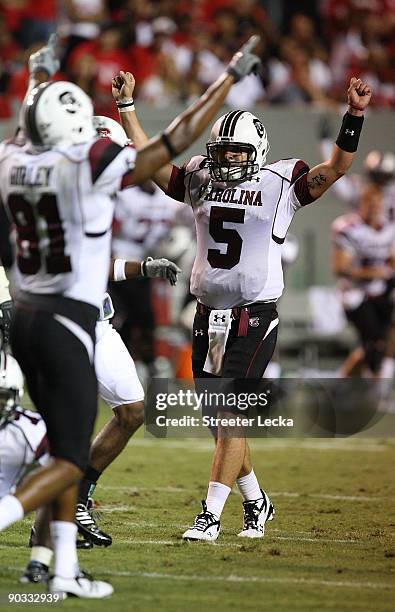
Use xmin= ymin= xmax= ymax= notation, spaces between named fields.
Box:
xmin=0 ymin=407 xmax=48 ymax=497
xmin=332 ymin=213 xmax=395 ymax=304
xmin=0 ymin=138 xmax=136 ymax=309
xmin=112 ymin=184 xmax=190 ymax=261
xmin=167 ymin=156 xmax=313 ymax=308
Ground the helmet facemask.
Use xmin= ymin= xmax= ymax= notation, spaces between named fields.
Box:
xmin=0 ymin=352 xmax=24 ymax=429
xmin=206 ymin=142 xmax=259 ymax=182
xmin=206 ymin=111 xmax=270 ymax=183
xmin=0 ymin=388 xmax=18 ymax=429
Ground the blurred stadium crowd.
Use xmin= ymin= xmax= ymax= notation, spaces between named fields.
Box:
xmin=1 ymin=0 xmax=395 ymax=120
xmin=0 ymin=1 xmax=394 ymax=383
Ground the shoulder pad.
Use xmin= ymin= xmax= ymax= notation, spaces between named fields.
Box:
xmin=185 ymin=155 xmax=208 ymax=174
xmin=264 ymin=158 xmax=306 ymax=182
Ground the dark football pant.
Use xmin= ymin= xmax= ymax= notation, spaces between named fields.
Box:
xmin=345 ymin=293 xmax=393 ymax=374
xmin=192 ymin=302 xmax=279 ymax=418
xmin=11 ymin=293 xmax=98 ymax=471
xmin=109 ymin=277 xmax=155 ymax=365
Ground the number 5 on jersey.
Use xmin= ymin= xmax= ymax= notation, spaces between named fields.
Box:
xmin=208 ymin=206 xmax=245 ymax=270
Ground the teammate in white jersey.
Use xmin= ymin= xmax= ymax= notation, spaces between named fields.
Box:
xmin=0 ymin=350 xmax=53 ymax=584
xmin=70 ymin=117 xmax=182 ymax=548
xmin=332 ymin=184 xmax=395 ymax=377
xmin=0 ymin=352 xmax=48 ymax=497
xmin=0 ymin=36 xmax=262 ymax=595
xmin=21 ymin=255 xmax=181 ymax=584
xmin=118 ymin=69 xmax=372 ymax=541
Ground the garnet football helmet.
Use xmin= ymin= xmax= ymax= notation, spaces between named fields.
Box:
xmin=207 ymin=110 xmax=269 ymax=182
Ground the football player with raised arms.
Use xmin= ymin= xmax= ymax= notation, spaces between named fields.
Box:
xmin=0 ymin=39 xmax=182 ymax=571
xmin=0 ymin=37 xmax=262 ymax=597
xmin=112 ymin=66 xmax=372 ymax=541
xmin=4 ymin=41 xmax=183 ymax=554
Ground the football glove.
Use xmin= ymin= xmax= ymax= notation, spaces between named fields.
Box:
xmin=0 ymin=299 xmax=13 ymax=349
xmin=29 ymin=33 xmax=60 ymax=77
xmin=226 ymin=35 xmax=262 ymax=83
xmin=141 ymin=257 xmax=182 ymax=286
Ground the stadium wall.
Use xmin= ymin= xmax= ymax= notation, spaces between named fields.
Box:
xmin=1 ymin=107 xmax=394 ymax=288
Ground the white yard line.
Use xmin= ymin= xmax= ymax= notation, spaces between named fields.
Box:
xmin=98 ymin=505 xmax=134 ymax=513
xmin=98 ymin=520 xmax=315 ymax=536
xmin=128 ymin=438 xmax=389 ymax=452
xmin=271 ymin=492 xmax=385 ymax=501
xmin=6 ymin=566 xmax=393 ymax=590
xmin=98 ymin=569 xmax=394 ymax=590
xmin=100 ymin=485 xmax=387 ymax=502
xmin=115 ymin=535 xmax=361 ymax=546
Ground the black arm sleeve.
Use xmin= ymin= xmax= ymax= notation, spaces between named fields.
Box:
xmin=0 ymin=202 xmax=13 ymax=270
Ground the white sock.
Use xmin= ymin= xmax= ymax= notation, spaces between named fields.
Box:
xmin=31 ymin=546 xmax=53 ymax=567
xmin=237 ymin=470 xmax=262 ymax=501
xmin=205 ymin=481 xmax=231 ymax=519
xmin=50 ymin=521 xmax=78 ymax=580
xmin=0 ymin=495 xmax=24 ymax=531
xmin=380 ymin=357 xmax=395 ymax=379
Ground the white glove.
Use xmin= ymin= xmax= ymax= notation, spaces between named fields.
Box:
xmin=141 ymin=257 xmax=182 ymax=286
xmin=29 ymin=33 xmax=60 ymax=77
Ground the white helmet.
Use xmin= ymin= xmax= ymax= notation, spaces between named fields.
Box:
xmin=24 ymin=81 xmax=95 ymax=147
xmin=93 ymin=115 xmax=130 ymax=147
xmin=0 ymin=352 xmax=24 ymax=429
xmin=364 ymin=150 xmax=395 ymax=185
xmin=206 ymin=110 xmax=270 ymax=182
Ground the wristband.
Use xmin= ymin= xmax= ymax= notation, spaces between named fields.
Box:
xmin=226 ymin=66 xmax=240 ymax=82
xmin=141 ymin=256 xmax=153 ymax=277
xmin=113 ymin=259 xmax=127 ymax=281
xmin=335 ymin=112 xmax=364 ymax=153
xmin=161 ymin=132 xmax=178 ymax=159
xmin=116 ymin=98 xmax=135 ymax=113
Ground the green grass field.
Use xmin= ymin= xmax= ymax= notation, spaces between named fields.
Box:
xmin=0 ymin=404 xmax=394 ymax=611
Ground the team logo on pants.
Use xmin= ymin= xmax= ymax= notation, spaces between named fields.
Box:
xmin=249 ymin=316 xmax=260 ymax=327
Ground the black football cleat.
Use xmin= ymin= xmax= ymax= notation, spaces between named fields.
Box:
xmin=238 ymin=489 xmax=275 ymax=538
xmin=77 ymin=538 xmax=94 ymax=550
xmin=75 ymin=503 xmax=112 ymax=547
xmin=182 ymin=501 xmax=221 ymax=541
xmin=20 ymin=561 xmax=49 ymax=584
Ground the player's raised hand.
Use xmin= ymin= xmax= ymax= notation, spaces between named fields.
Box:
xmin=347 ymin=77 xmax=372 ymax=113
xmin=226 ymin=35 xmax=262 ymax=82
xmin=28 ymin=33 xmax=60 ymax=77
xmin=112 ymin=71 xmax=136 ymax=102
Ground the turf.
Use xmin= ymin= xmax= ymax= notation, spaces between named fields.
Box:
xmin=0 ymin=405 xmax=394 ymax=611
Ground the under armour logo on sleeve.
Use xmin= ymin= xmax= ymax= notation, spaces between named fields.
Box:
xmin=195 ymin=329 xmax=204 ymax=336
xmin=345 ymin=129 xmax=355 ymax=136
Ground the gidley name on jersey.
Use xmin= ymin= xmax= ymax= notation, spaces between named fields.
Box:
xmin=10 ymin=165 xmax=53 ymax=187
